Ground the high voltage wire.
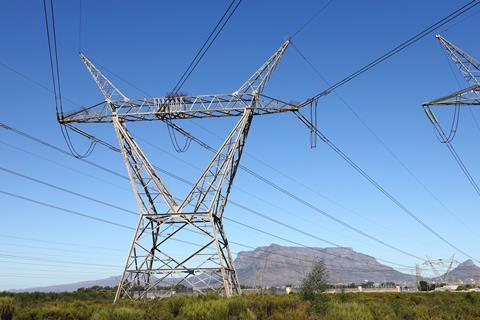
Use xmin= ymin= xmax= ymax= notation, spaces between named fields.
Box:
xmin=429 ymin=117 xmax=480 ymax=197
xmin=299 ymin=0 xmax=480 ymax=107
xmin=0 ymin=157 xmax=419 ymax=270
xmin=178 ymin=123 xmax=390 ymax=231
xmin=43 ymin=0 xmax=96 ymax=158
xmin=0 ymin=233 xmax=123 ymax=252
xmin=6 ymin=0 xmax=476 ymax=278
xmin=0 ymin=123 xmax=126 ymax=180
xmin=171 ymin=0 xmax=242 ymax=94
xmin=0 ymin=159 xmax=425 ymax=273
xmin=43 ymin=0 xmax=120 ymax=158
xmin=0 ymin=196 xmax=417 ymax=275
xmin=167 ymin=0 xmax=242 ymax=152
xmin=0 ymin=190 xmax=133 ymax=231
xmin=0 ymin=122 xmax=427 ymax=264
xmin=288 ymin=0 xmax=480 ymax=261
xmin=0 ymin=241 xmax=123 ymax=257
xmin=0 ymin=231 xmax=416 ymax=275
xmin=294 ymin=111 xmax=480 ymax=264
xmin=0 ymin=166 xmax=136 ymax=216
xmin=0 ymin=42 xmax=396 ymax=248
xmin=0 ymin=38 xmax=391 ymax=234
xmin=0 ymin=141 xmax=423 ymax=271
xmin=290 ymin=42 xmax=480 ymax=240
xmin=289 ymin=0 xmax=334 ymax=39
xmin=430 ymin=49 xmax=480 ymax=199
xmin=3 ymin=3 xmax=472 ymax=282
xmin=0 ymin=139 xmax=130 ymax=192
xmin=45 ymin=8 xmax=468 ymax=265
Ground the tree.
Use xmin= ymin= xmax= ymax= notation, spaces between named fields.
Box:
xmin=299 ymin=260 xmax=328 ymax=301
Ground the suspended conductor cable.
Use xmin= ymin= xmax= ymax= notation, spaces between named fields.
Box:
xmin=290 ymin=0 xmax=334 ymax=39
xmin=171 ymin=0 xmax=242 ymax=94
xmin=0 ymin=122 xmax=427 ymax=265
xmin=294 ymin=110 xmax=480 ymax=263
xmin=300 ymin=0 xmax=480 ymax=106
xmin=43 ymin=0 xmax=98 ymax=158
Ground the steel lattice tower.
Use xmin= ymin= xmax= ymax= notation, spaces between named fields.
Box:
xmin=423 ymin=35 xmax=480 ymax=116
xmin=60 ymin=41 xmax=300 ymax=301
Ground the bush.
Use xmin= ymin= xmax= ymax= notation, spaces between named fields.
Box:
xmin=0 ymin=297 xmax=15 ymax=320
xmin=91 ymin=306 xmax=145 ymax=320
xmin=323 ymin=302 xmax=373 ymax=320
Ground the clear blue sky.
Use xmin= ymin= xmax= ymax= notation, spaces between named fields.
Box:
xmin=1 ymin=0 xmax=480 ymax=290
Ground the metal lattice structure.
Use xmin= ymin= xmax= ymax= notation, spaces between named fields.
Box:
xmin=60 ymin=40 xmax=300 ymax=301
xmin=423 ymin=34 xmax=480 ymax=112
xmin=423 ymin=255 xmax=459 ymax=284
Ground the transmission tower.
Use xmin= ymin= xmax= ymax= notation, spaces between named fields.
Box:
xmin=60 ymin=41 xmax=300 ymax=301
xmin=423 ymin=255 xmax=458 ymax=284
xmin=415 ymin=263 xmax=422 ymax=289
xmin=423 ymin=34 xmax=480 ymax=122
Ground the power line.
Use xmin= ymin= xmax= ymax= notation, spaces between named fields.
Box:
xmin=0 ymin=190 xmax=416 ymax=276
xmin=185 ymin=123 xmax=390 ymax=231
xmin=0 ymin=139 xmax=422 ymax=271
xmin=0 ymin=49 xmax=394 ymax=245
xmin=0 ymin=233 xmax=123 ymax=252
xmin=0 ymin=122 xmax=127 ymax=181
xmin=300 ymin=0 xmax=480 ymax=106
xmin=228 ymin=186 xmax=423 ymax=262
xmin=0 ymin=190 xmax=133 ymax=231
xmin=0 ymin=156 xmax=420 ymax=269
xmin=290 ymin=41 xmax=480 ymax=240
xmin=0 ymin=139 xmax=130 ymax=192
xmin=427 ymin=112 xmax=480 ymax=197
xmin=0 ymin=121 xmax=428 ymax=264
xmin=171 ymin=0 xmax=242 ymax=94
xmin=166 ymin=0 xmax=242 ymax=152
xmin=0 ymin=166 xmax=136 ymax=216
xmin=0 ymin=145 xmax=432 ymax=275
xmin=294 ymin=110 xmax=480 ymax=263
xmin=290 ymin=0 xmax=334 ymax=39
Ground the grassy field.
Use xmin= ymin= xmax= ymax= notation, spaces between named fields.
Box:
xmin=1 ymin=290 xmax=480 ymax=319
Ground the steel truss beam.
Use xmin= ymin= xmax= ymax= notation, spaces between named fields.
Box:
xmin=61 ymin=40 xmax=293 ymax=301
xmin=424 ymin=34 xmax=480 ymax=108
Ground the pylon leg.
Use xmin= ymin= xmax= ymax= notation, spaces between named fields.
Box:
xmin=113 ymin=108 xmax=253 ymax=301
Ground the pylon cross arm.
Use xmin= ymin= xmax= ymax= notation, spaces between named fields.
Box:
xmin=423 ymin=84 xmax=480 ymax=107
xmin=60 ymin=93 xmax=297 ymax=123
xmin=424 ymin=36 xmax=480 ymax=112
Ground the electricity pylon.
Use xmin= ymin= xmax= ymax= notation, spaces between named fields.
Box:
xmin=423 ymin=34 xmax=480 ymax=117
xmin=423 ymin=255 xmax=458 ymax=284
xmin=60 ymin=40 xmax=298 ymax=301
xmin=415 ymin=264 xmax=422 ymax=290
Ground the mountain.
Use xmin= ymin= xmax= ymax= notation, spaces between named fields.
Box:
xmin=447 ymin=259 xmax=480 ymax=283
xmin=11 ymin=276 xmax=120 ymax=293
xmin=18 ymin=244 xmax=480 ymax=292
xmin=234 ymin=244 xmax=416 ymax=287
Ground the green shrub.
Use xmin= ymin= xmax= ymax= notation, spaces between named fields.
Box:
xmin=91 ymin=306 xmax=145 ymax=320
xmin=323 ymin=302 xmax=373 ymax=320
xmin=0 ymin=297 xmax=16 ymax=320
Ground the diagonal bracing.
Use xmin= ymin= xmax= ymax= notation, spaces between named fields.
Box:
xmin=60 ymin=40 xmax=300 ymax=301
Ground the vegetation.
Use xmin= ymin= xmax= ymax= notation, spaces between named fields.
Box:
xmin=1 ymin=287 xmax=480 ymax=320
xmin=299 ymin=261 xmax=328 ymax=300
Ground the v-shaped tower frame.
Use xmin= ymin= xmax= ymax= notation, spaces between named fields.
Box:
xmin=60 ymin=40 xmax=299 ymax=301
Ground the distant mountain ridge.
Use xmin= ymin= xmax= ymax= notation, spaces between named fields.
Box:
xmin=8 ymin=244 xmax=480 ymax=292
xmin=11 ymin=276 xmax=120 ymax=293
xmin=234 ymin=244 xmax=416 ymax=286
xmin=447 ymin=259 xmax=480 ymax=283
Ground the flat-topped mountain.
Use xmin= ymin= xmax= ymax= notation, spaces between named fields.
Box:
xmin=234 ymin=244 xmax=416 ymax=286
